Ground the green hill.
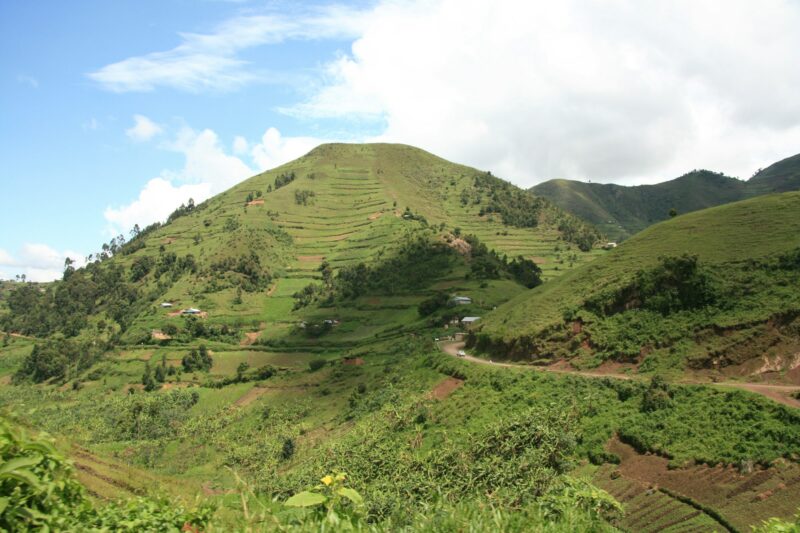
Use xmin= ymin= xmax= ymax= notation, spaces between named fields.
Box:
xmin=2 ymin=145 xmax=800 ymax=531
xmin=1 ymin=143 xmax=601 ymax=350
xmin=473 ymin=192 xmax=800 ymax=375
xmin=532 ymin=152 xmax=800 ymax=241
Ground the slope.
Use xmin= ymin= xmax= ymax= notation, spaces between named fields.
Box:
xmin=532 ymin=152 xmax=800 ymax=241
xmin=2 ymin=143 xmax=602 ymax=352
xmin=473 ymin=192 xmax=800 ymax=377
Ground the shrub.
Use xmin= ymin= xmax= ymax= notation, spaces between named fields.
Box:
xmin=309 ymin=359 xmax=326 ymax=372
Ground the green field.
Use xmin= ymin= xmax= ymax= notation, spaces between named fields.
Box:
xmin=2 ymin=144 xmax=799 ymax=531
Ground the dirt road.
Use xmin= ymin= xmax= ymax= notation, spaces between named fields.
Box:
xmin=440 ymin=341 xmax=800 ymax=408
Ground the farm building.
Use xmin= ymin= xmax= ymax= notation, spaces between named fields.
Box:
xmin=160 ymin=302 xmax=173 ymax=308
xmin=461 ymin=316 xmax=481 ymax=325
xmin=603 ymin=242 xmax=618 ymax=249
xmin=181 ymin=308 xmax=202 ymax=315
xmin=449 ymin=296 xmax=472 ymax=305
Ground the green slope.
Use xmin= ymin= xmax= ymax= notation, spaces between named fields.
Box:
xmin=532 ymin=152 xmax=800 ymax=241
xmin=2 ymin=142 xmax=602 ymax=353
xmin=473 ymin=192 xmax=800 ymax=373
xmin=3 ymin=147 xmax=800 ymax=531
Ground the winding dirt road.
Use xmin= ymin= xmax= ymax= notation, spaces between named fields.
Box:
xmin=440 ymin=341 xmax=800 ymax=408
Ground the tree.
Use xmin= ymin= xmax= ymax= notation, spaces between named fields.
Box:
xmin=63 ymin=257 xmax=76 ymax=281
xmin=236 ymin=362 xmax=250 ymax=382
xmin=669 ymin=207 xmax=678 ymax=218
xmin=142 ymin=361 xmax=159 ymax=391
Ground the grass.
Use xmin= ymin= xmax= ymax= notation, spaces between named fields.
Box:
xmin=2 ymin=145 xmax=800 ymax=530
xmin=476 ymin=192 xmax=800 ymax=369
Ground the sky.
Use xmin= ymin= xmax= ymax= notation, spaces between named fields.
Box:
xmin=2 ymin=0 xmax=800 ymax=281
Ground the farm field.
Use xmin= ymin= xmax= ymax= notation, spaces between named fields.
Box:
xmin=1 ymin=145 xmax=799 ymax=531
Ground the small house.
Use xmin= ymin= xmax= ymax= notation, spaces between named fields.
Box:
xmin=449 ymin=296 xmax=472 ymax=306
xmin=181 ymin=308 xmax=202 ymax=315
xmin=160 ymin=302 xmax=173 ymax=308
xmin=461 ymin=316 xmax=481 ymax=325
xmin=603 ymin=242 xmax=618 ymax=250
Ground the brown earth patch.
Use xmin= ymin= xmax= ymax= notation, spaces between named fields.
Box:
xmin=234 ymin=386 xmax=269 ymax=407
xmin=246 ymin=199 xmax=264 ymax=206
xmin=448 ymin=238 xmax=472 ymax=256
xmin=530 ymin=256 xmax=548 ymax=264
xmin=343 ymin=357 xmax=364 ymax=366
xmin=297 ymin=255 xmax=325 ymax=262
xmin=428 ymin=376 xmax=464 ymax=400
xmin=0 ymin=375 xmax=11 ymax=385
xmin=202 ymin=482 xmax=233 ymax=496
xmin=162 ymin=237 xmax=176 ymax=244
xmin=161 ymin=382 xmax=190 ymax=390
xmin=167 ymin=310 xmax=183 ymax=317
xmin=368 ymin=212 xmax=382 ymax=220
xmin=151 ymin=330 xmax=171 ymax=341
xmin=241 ymin=331 xmax=261 ymax=346
xmin=267 ymin=283 xmax=278 ymax=296
xmin=366 ymin=297 xmax=381 ymax=305
xmin=602 ymin=436 xmax=800 ymax=531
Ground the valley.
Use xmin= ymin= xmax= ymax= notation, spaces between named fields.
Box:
xmin=2 ymin=144 xmax=800 ymax=531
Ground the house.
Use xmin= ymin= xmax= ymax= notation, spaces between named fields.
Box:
xmin=461 ymin=316 xmax=481 ymax=325
xmin=603 ymin=242 xmax=618 ymax=250
xmin=160 ymin=302 xmax=173 ymax=308
xmin=449 ymin=296 xmax=472 ymax=306
xmin=181 ymin=308 xmax=202 ymax=315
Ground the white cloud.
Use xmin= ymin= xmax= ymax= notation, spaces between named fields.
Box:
xmin=87 ymin=6 xmax=367 ymax=93
xmin=232 ymin=135 xmax=249 ymax=155
xmin=0 ymin=244 xmax=86 ymax=282
xmin=104 ymin=178 xmax=212 ymax=235
xmin=126 ymin=114 xmax=163 ymax=142
xmin=285 ymin=0 xmax=800 ymax=185
xmin=104 ymin=125 xmax=325 ymax=235
xmin=250 ymin=127 xmax=326 ymax=171
xmin=16 ymin=74 xmax=39 ymax=88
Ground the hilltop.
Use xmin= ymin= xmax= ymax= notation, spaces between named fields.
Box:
xmin=473 ymin=192 xmax=800 ymax=378
xmin=532 ymin=152 xmax=800 ymax=241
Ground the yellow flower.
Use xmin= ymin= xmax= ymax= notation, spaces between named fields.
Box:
xmin=321 ymin=475 xmax=333 ymax=486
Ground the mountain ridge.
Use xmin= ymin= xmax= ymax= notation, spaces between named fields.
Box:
xmin=532 ymin=152 xmax=800 ymax=241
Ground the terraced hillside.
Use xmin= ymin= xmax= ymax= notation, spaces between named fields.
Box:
xmin=3 ymin=144 xmax=799 ymax=531
xmin=473 ymin=192 xmax=800 ymax=377
xmin=532 ymin=152 xmax=800 ymax=241
xmin=2 ymin=143 xmax=602 ymax=352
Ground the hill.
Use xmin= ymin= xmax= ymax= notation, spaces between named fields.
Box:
xmin=532 ymin=152 xmax=800 ymax=241
xmin=473 ymin=192 xmax=800 ymax=377
xmin=2 ymin=145 xmax=800 ymax=531
xmin=1 ymin=143 xmax=601 ymax=352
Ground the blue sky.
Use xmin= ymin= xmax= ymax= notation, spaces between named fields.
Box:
xmin=2 ymin=0 xmax=800 ymax=280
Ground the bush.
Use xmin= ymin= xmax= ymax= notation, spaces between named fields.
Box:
xmin=308 ymin=359 xmax=326 ymax=372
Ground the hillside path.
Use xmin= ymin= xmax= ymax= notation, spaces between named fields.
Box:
xmin=440 ymin=341 xmax=800 ymax=408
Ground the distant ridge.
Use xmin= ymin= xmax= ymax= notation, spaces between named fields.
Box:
xmin=531 ymin=152 xmax=800 ymax=241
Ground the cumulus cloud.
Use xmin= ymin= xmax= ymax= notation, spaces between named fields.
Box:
xmin=250 ymin=127 xmax=326 ymax=171
xmin=104 ymin=125 xmax=325 ymax=235
xmin=284 ymin=0 xmax=800 ymax=185
xmin=87 ymin=6 xmax=367 ymax=92
xmin=0 ymin=244 xmax=86 ymax=282
xmin=126 ymin=115 xmax=163 ymax=141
